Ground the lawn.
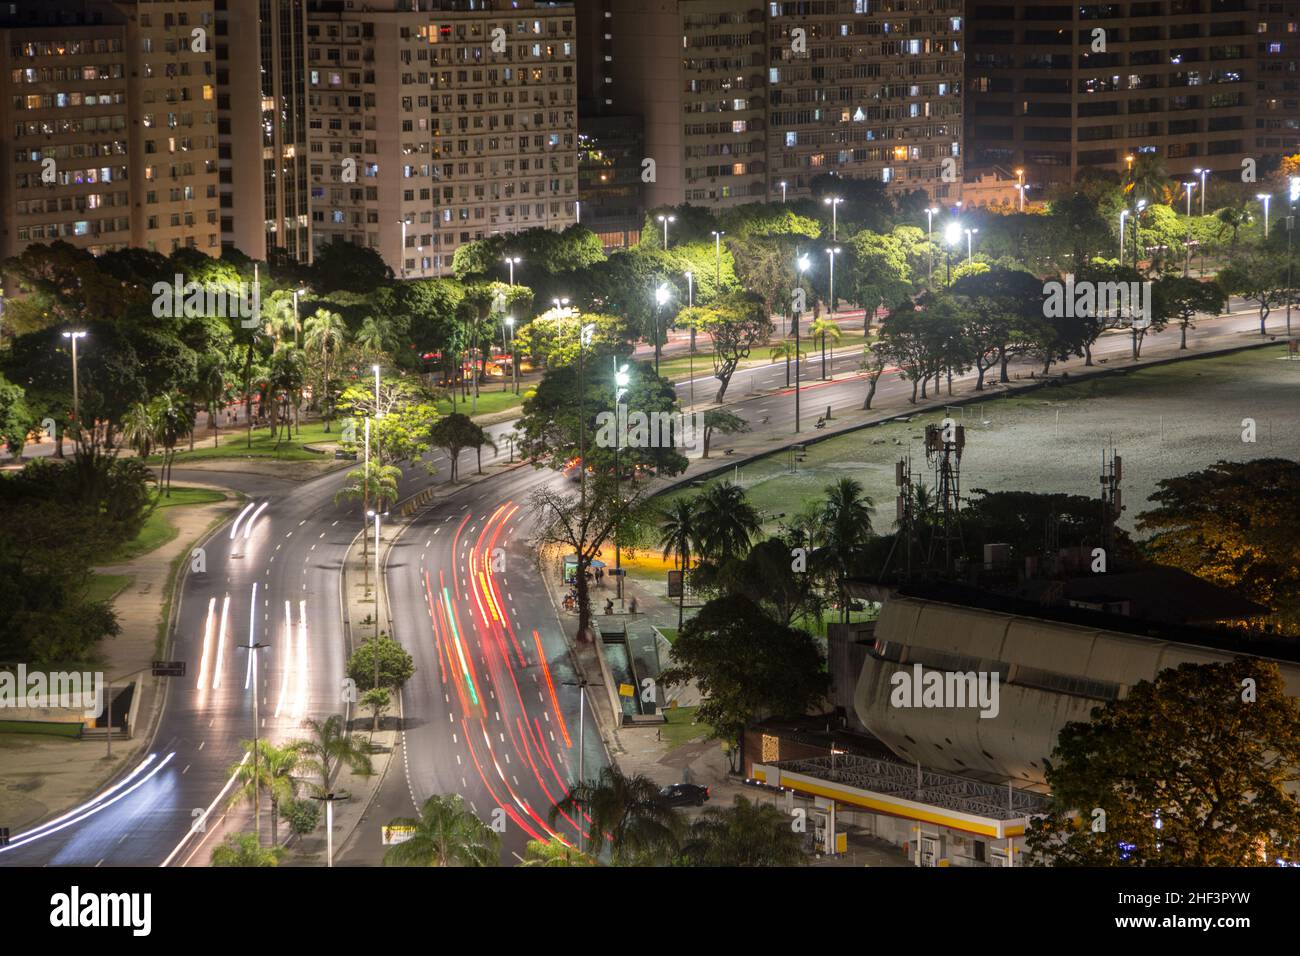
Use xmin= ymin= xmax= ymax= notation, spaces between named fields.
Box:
xmin=436 ymin=387 xmax=524 ymax=419
xmin=659 ymin=704 xmax=713 ymax=750
xmin=0 ymin=720 xmax=82 ymax=738
xmin=654 ymin=344 xmax=1300 ymax=536
xmin=657 ymin=329 xmax=871 ymax=389
xmin=111 ymin=486 xmax=228 ymax=561
xmin=163 ymin=421 xmax=336 ymax=463
xmin=84 ymin=572 xmax=133 ymax=605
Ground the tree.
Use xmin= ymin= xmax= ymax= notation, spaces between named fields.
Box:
xmin=808 ymin=317 xmax=842 ymax=380
xmin=529 ymin=475 xmax=649 ymax=641
xmin=693 ymin=481 xmax=762 ymax=562
xmin=1124 ymin=152 xmax=1171 ymax=207
xmin=768 ymin=339 xmax=805 ymax=388
xmin=660 ymin=594 xmax=828 ymax=772
xmin=1219 ymin=251 xmax=1289 ymax=336
xmin=210 ymin=832 xmax=286 ymax=867
xmin=519 ymin=836 xmax=597 ymax=867
xmin=229 ymin=739 xmax=301 ymax=845
xmin=713 ymin=535 xmax=824 ymax=628
xmin=657 ymin=496 xmax=700 ymax=629
xmin=680 ymin=795 xmax=808 ymax=867
xmin=819 ymin=477 xmax=875 ymax=622
xmin=310 ymin=239 xmax=393 ymax=293
xmin=382 ymin=794 xmax=500 ymax=867
xmin=0 ymin=374 xmax=33 ymax=455
xmin=1026 ymin=659 xmax=1300 ymax=866
xmin=859 ymin=341 xmax=891 ymax=410
xmin=361 ymin=687 xmax=391 ymax=736
xmin=1152 ymin=276 xmax=1227 ymax=350
xmin=700 ymin=408 xmax=749 ymax=459
xmin=302 ymin=308 xmax=347 ymax=430
xmin=429 ymin=412 xmax=494 ymax=482
xmin=1136 ymin=459 xmax=1300 ymax=633
xmin=950 ymin=267 xmax=1044 ymax=385
xmin=845 ymin=232 xmax=913 ymax=330
xmin=333 ymin=461 xmax=401 ymax=518
xmin=550 ymin=765 xmax=681 ymax=865
xmin=191 ymin=352 xmax=227 ymax=449
xmin=347 ymin=633 xmax=415 ymax=692
xmin=292 ymin=714 xmax=373 ymax=797
xmin=678 ymin=292 xmax=771 ymax=402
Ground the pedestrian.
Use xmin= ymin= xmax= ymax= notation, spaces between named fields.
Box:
xmin=629 ymin=596 xmax=638 ymax=615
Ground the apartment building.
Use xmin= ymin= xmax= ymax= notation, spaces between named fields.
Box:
xmin=215 ymin=0 xmax=311 ymax=263
xmin=1 ymin=0 xmax=219 ymax=259
xmin=966 ymin=0 xmax=1255 ymax=187
xmin=305 ymin=0 xmax=578 ymax=279
xmin=767 ymin=0 xmax=964 ymax=203
xmin=1256 ymin=1 xmax=1300 ymax=157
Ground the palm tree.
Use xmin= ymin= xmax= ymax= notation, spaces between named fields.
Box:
xmin=680 ymin=795 xmax=808 ymax=866
xmin=333 ymin=461 xmax=400 ymax=512
xmin=1125 ymin=153 xmax=1170 ymax=206
xmin=549 ymin=765 xmax=681 ymax=865
xmin=210 ymin=832 xmax=285 ymax=867
xmin=291 ymin=714 xmax=372 ymax=798
xmin=120 ymin=401 xmax=156 ymax=459
xmin=303 ymin=308 xmax=346 ymax=431
xmin=1215 ymin=202 xmax=1250 ymax=253
xmin=355 ymin=316 xmax=386 ymax=359
xmin=382 ymin=794 xmax=500 ymax=867
xmin=694 ymin=481 xmax=762 ymax=562
xmin=150 ymin=392 xmax=193 ymax=496
xmin=820 ymin=477 xmax=875 ymax=622
xmin=809 ymin=317 xmax=842 ymax=380
xmin=228 ymin=740 xmax=301 ymax=845
xmin=519 ymin=836 xmax=597 ymax=867
xmin=267 ymin=345 xmax=306 ymax=442
xmin=657 ymin=497 xmax=700 ymax=629
xmin=769 ymin=339 xmax=805 ymax=388
xmin=192 ymin=353 xmax=226 ymax=449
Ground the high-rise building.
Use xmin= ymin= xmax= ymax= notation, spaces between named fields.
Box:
xmin=215 ymin=0 xmax=312 ymax=263
xmin=1256 ymin=2 xmax=1300 ymax=157
xmin=966 ymin=0 xmax=1256 ymax=187
xmin=607 ymin=0 xmax=964 ymax=212
xmin=766 ymin=1 xmax=964 ymax=204
xmin=0 ymin=0 xmax=221 ymax=259
xmin=305 ymin=0 xmax=578 ymax=279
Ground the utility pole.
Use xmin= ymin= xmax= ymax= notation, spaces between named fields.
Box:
xmin=237 ymin=581 xmax=269 ymax=843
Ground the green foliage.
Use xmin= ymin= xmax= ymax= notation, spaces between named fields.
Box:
xmin=680 ymin=795 xmax=808 ymax=867
xmin=384 ymin=794 xmax=501 ymax=867
xmin=347 ymin=633 xmax=415 ymax=691
xmin=210 ymin=832 xmax=285 ymax=867
xmin=550 ymin=765 xmax=682 ymax=865
xmin=1027 ymin=660 xmax=1300 ymax=866
xmin=283 ymin=797 xmax=321 ymax=836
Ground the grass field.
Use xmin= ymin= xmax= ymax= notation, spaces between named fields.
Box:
xmin=659 ymin=704 xmax=713 ymax=749
xmin=658 ymin=329 xmax=870 ymax=391
xmin=163 ymin=421 xmax=335 ymax=463
xmin=437 ymin=388 xmax=524 ymax=419
xmin=111 ymin=486 xmax=227 ymax=561
xmin=0 ymin=720 xmax=82 ymax=738
xmin=84 ymin=572 xmax=133 ymax=605
xmin=658 ymin=345 xmax=1300 ymax=537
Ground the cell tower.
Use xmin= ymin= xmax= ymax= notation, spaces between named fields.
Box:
xmin=879 ymin=455 xmax=920 ymax=582
xmin=925 ymin=418 xmax=966 ymax=576
xmin=1100 ymin=446 xmax=1123 ymax=558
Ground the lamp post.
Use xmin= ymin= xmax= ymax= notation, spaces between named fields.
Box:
xmin=291 ymin=287 xmax=307 ymax=347
xmin=560 ymin=677 xmax=591 ymax=849
xmin=311 ymin=791 xmax=349 ymax=868
xmin=396 ymin=218 xmax=408 ymax=279
xmin=825 ymin=247 xmax=840 ymax=379
xmin=235 ymin=581 xmax=269 ymax=844
xmin=576 ymin=320 xmax=592 ymax=505
xmin=614 ymin=363 xmax=629 ymax=609
xmin=1288 ymin=215 xmax=1295 ymax=336
xmin=711 ymin=230 xmax=725 ymax=295
xmin=657 ymin=213 xmax=675 ymax=249
xmin=1119 ymin=209 xmax=1129 ymax=267
xmin=654 ymin=284 xmax=670 ymax=377
xmin=504 ymin=255 xmax=521 ymax=286
xmin=685 ymin=267 xmax=697 ymax=363
xmin=505 ymin=316 xmax=518 ymax=394
xmin=1134 ymin=199 xmax=1147 ymax=265
xmin=367 ymin=509 xmax=386 ymax=638
xmin=1195 ymin=167 xmax=1208 ymax=216
xmin=824 ymin=196 xmax=843 ymax=241
xmin=794 ymin=253 xmax=810 ymax=433
xmin=1015 ymin=167 xmax=1024 ymax=211
xmin=1258 ymin=193 xmax=1271 ymax=239
xmin=964 ymin=227 xmax=979 ymax=264
xmin=61 ymin=331 xmax=86 ymax=451
xmin=943 ymin=221 xmax=961 ymax=284
xmin=779 ymin=180 xmax=787 ymax=203
xmin=925 ymin=206 xmax=939 ymax=285
xmin=1182 ymin=182 xmax=1196 ymax=277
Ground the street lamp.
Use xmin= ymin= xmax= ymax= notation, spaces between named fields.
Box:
xmin=1119 ymin=209 xmax=1129 ymax=267
xmin=779 ymin=180 xmax=788 ymax=203
xmin=61 ymin=331 xmax=87 ymax=450
xmin=825 ymin=247 xmax=840 ymax=379
xmin=396 ymin=218 xmax=408 ymax=279
xmin=711 ymin=230 xmax=725 ymax=296
xmin=1258 ymin=193 xmax=1272 ymax=239
xmin=505 ymin=315 xmax=518 ymax=394
xmin=653 ymin=284 xmax=671 ymax=376
xmin=925 ymin=206 xmax=939 ymax=285
xmin=794 ymin=253 xmax=810 ymax=433
xmin=1015 ymin=182 xmax=1027 ymax=213
xmin=504 ymin=255 xmax=521 ymax=285
xmin=1182 ymin=182 xmax=1196 ymax=276
xmin=235 ymin=580 xmax=269 ymax=844
xmin=1194 ymin=167 xmax=1208 ymax=216
xmin=657 ymin=213 xmax=676 ymax=249
xmin=613 ymin=362 xmax=630 ymax=609
xmin=291 ymin=286 xmax=307 ymax=347
xmin=964 ymin=227 xmax=979 ymax=264
xmin=576 ymin=320 xmax=593 ymax=505
xmin=824 ymin=196 xmax=844 ymax=241
xmin=367 ymin=509 xmax=387 ymax=634
xmin=684 ymin=268 xmax=696 ymax=366
xmin=943 ymin=221 xmax=961 ymax=283
xmin=1134 ymin=198 xmax=1147 ymax=265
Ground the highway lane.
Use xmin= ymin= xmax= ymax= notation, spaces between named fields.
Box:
xmin=381 ymin=464 xmax=609 ymax=862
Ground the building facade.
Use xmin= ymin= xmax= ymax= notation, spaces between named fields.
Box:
xmin=1256 ymin=1 xmax=1300 ymax=157
xmin=1 ymin=0 xmax=220 ymax=259
xmin=305 ymin=0 xmax=578 ymax=279
xmin=966 ymin=0 xmax=1256 ymax=187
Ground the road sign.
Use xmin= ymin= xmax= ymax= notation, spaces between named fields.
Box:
xmin=382 ymin=824 xmax=416 ymax=846
xmin=618 ymin=683 xmax=635 ymax=698
xmin=151 ymin=661 xmax=186 ymax=677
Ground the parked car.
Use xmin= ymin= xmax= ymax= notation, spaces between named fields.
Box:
xmin=658 ymin=783 xmax=710 ymax=807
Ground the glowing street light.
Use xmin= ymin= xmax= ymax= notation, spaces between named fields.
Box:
xmin=964 ymin=227 xmax=979 ymax=264
xmin=61 ymin=330 xmax=87 ymax=450
xmin=656 ymin=213 xmax=676 ymax=249
xmin=1258 ymin=193 xmax=1272 ymax=239
xmin=504 ymin=255 xmax=521 ymax=285
xmin=779 ymin=180 xmax=788 ymax=203
xmin=824 ymin=196 xmax=844 ymax=240
xmin=653 ymin=284 xmax=671 ymax=375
